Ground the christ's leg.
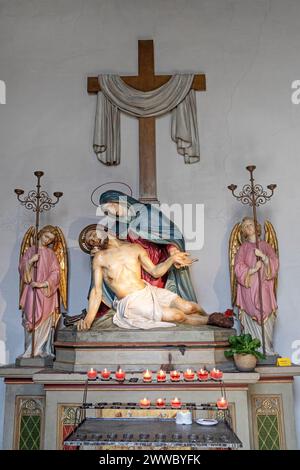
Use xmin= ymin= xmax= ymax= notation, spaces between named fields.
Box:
xmin=166 ymin=296 xmax=233 ymax=328
xmin=161 ymin=307 xmax=208 ymax=326
xmin=161 ymin=307 xmax=186 ymax=323
xmin=170 ymin=296 xmax=207 ymax=316
xmin=155 ymin=288 xmax=233 ymax=328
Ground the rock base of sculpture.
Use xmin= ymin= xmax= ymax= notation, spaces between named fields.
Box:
xmin=54 ymin=314 xmax=236 ymax=372
xmin=15 ymin=355 xmax=54 ymax=368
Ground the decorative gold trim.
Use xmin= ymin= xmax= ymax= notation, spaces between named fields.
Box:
xmin=13 ymin=396 xmax=45 ymax=450
xmin=251 ymin=394 xmax=286 ymax=450
xmin=57 ymin=403 xmax=81 ymax=450
xmin=207 ymin=402 xmax=236 ymax=432
xmin=96 ymin=408 xmax=179 ymax=419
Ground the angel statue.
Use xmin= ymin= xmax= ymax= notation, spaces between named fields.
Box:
xmin=229 ymin=217 xmax=279 ymax=355
xmin=18 ymin=225 xmax=68 ymax=358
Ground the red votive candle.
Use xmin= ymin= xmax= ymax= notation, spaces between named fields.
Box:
xmin=139 ymin=397 xmax=151 ymax=409
xmin=143 ymin=369 xmax=152 ymax=383
xmin=156 ymin=398 xmax=166 ymax=408
xmin=197 ymin=368 xmax=209 ymax=381
xmin=100 ymin=368 xmax=111 ymax=380
xmin=217 ymin=396 xmax=228 ymax=410
xmin=171 ymin=397 xmax=182 ymax=409
xmin=115 ymin=368 xmax=126 ymax=381
xmin=156 ymin=369 xmax=166 ymax=382
xmin=170 ymin=370 xmax=181 ymax=382
xmin=210 ymin=368 xmax=223 ymax=380
xmin=87 ymin=368 xmax=97 ymax=380
xmin=183 ymin=368 xmax=195 ymax=381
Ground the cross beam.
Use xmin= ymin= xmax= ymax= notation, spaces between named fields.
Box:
xmin=88 ymin=40 xmax=206 ymax=203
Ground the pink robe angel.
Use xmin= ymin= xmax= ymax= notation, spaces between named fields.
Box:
xmin=19 ymin=245 xmax=60 ymax=332
xmin=234 ymin=240 xmax=279 ymax=325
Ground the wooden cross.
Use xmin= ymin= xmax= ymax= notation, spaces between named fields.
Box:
xmin=88 ymin=40 xmax=206 ymax=203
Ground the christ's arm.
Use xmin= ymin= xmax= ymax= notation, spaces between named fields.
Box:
xmin=77 ymin=253 xmax=103 ymax=331
xmin=138 ymin=246 xmax=192 ymax=278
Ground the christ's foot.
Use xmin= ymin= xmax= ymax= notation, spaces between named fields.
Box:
xmin=207 ymin=312 xmax=234 ymax=329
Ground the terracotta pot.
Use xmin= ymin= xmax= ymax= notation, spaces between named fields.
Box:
xmin=233 ymin=353 xmax=257 ymax=372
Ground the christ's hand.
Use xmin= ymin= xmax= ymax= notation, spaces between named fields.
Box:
xmin=77 ymin=316 xmax=93 ymax=331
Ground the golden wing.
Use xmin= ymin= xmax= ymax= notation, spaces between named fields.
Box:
xmin=264 ymin=220 xmax=279 ymax=299
xmin=53 ymin=226 xmax=68 ymax=310
xmin=19 ymin=226 xmax=36 ymax=307
xmin=228 ymin=222 xmax=243 ymax=307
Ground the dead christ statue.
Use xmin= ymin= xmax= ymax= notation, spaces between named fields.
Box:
xmin=77 ymin=228 xmax=233 ymax=331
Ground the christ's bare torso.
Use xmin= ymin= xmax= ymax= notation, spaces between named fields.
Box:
xmin=77 ymin=235 xmax=214 ymax=331
xmin=95 ymin=242 xmax=146 ymax=299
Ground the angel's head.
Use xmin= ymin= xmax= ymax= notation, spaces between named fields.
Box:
xmin=38 ymin=225 xmax=57 ymax=247
xmin=241 ymin=217 xmax=261 ymax=242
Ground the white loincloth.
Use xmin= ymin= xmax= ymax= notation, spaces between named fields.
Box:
xmin=112 ymin=283 xmax=178 ymax=329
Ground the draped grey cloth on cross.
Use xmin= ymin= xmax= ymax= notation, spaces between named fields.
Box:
xmin=93 ymin=74 xmax=200 ymax=165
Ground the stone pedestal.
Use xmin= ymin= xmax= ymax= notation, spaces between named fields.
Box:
xmin=15 ymin=356 xmax=54 ymax=368
xmin=54 ymin=324 xmax=235 ymax=372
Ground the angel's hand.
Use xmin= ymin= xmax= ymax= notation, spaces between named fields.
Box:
xmin=249 ymin=261 xmax=262 ymax=275
xmin=255 ymin=249 xmax=264 ymax=259
xmin=31 ymin=281 xmax=46 ymax=289
xmin=255 ymin=248 xmax=269 ymax=265
xmin=255 ymin=260 xmax=263 ymax=271
xmin=30 ymin=254 xmax=39 ymax=264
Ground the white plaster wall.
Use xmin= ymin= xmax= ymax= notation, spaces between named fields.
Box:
xmin=0 ymin=0 xmax=299 ymax=448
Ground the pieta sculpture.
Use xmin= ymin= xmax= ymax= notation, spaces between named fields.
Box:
xmin=71 ymin=190 xmax=234 ymax=331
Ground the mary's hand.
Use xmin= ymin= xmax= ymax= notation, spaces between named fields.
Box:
xmin=172 ymin=252 xmax=193 ymax=268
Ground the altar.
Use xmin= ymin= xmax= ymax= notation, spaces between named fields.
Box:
xmin=0 ymin=322 xmax=299 ymax=450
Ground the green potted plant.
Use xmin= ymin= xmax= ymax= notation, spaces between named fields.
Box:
xmin=224 ymin=334 xmax=265 ymax=371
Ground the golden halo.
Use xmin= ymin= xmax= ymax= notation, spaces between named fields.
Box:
xmin=79 ymin=224 xmax=97 ymax=253
xmin=79 ymin=224 xmax=110 ymax=254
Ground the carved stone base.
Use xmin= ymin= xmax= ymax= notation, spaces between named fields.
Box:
xmin=15 ymin=356 xmax=54 ymax=368
xmin=54 ymin=317 xmax=236 ymax=372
